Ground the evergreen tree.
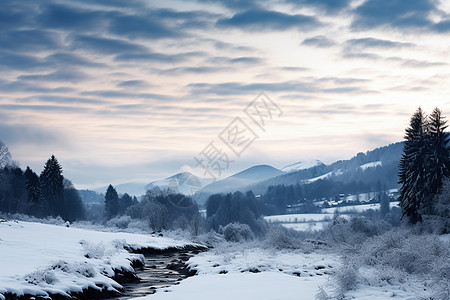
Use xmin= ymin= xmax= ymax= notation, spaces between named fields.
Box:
xmin=24 ymin=167 xmax=42 ymax=204
xmin=118 ymin=193 xmax=133 ymax=215
xmin=399 ymin=107 xmax=450 ymax=223
xmin=398 ymin=108 xmax=427 ymax=223
xmin=24 ymin=166 xmax=44 ymax=216
xmin=379 ymin=192 xmax=390 ymax=219
xmin=40 ymin=155 xmax=64 ymax=217
xmin=63 ymin=179 xmax=86 ymax=222
xmin=104 ymin=184 xmax=119 ymax=219
xmin=425 ymin=107 xmax=450 ymax=200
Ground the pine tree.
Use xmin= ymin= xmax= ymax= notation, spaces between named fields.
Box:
xmin=40 ymin=155 xmax=64 ymax=217
xmin=104 ymin=184 xmax=119 ymax=219
xmin=398 ymin=108 xmax=427 ymax=223
xmin=379 ymin=192 xmax=390 ymax=219
xmin=118 ymin=193 xmax=133 ymax=215
xmin=399 ymin=107 xmax=450 ymax=223
xmin=24 ymin=166 xmax=45 ymax=216
xmin=426 ymin=107 xmax=450 ymax=198
xmin=63 ymin=179 xmax=86 ymax=222
xmin=24 ymin=167 xmax=42 ymax=204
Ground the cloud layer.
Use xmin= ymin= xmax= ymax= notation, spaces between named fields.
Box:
xmin=1 ymin=0 xmax=449 ymax=187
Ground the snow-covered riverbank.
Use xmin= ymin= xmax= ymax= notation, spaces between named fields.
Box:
xmin=0 ymin=220 xmax=200 ymax=299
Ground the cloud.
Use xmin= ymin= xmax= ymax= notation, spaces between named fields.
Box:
xmin=1 ymin=104 xmax=90 ymax=113
xmin=114 ymin=51 xmax=205 ymax=63
xmin=206 ymin=56 xmax=263 ymax=65
xmin=45 ymin=53 xmax=105 ymax=68
xmin=188 ymin=81 xmax=309 ymax=95
xmin=0 ymin=2 xmax=36 ymax=28
xmin=70 ymin=34 xmax=148 ymax=55
xmin=80 ymin=90 xmax=172 ymax=101
xmin=345 ymin=37 xmax=415 ymax=49
xmin=341 ymin=51 xmax=382 ymax=60
xmin=301 ymin=35 xmax=335 ymax=47
xmin=284 ymin=0 xmax=352 ymax=14
xmin=18 ymin=69 xmax=89 ymax=83
xmin=0 ymin=51 xmax=48 ymax=70
xmin=0 ymin=80 xmax=75 ymax=94
xmin=15 ymin=95 xmax=107 ymax=105
xmin=108 ymin=13 xmax=179 ymax=39
xmin=116 ymin=80 xmax=153 ymax=89
xmin=352 ymin=0 xmax=436 ymax=31
xmin=38 ymin=3 xmax=106 ymax=31
xmin=0 ymin=29 xmax=60 ymax=52
xmin=216 ymin=9 xmax=320 ymax=31
xmin=0 ymin=122 xmax=66 ymax=147
xmin=188 ymin=77 xmax=375 ymax=96
xmin=158 ymin=66 xmax=232 ymax=75
xmin=432 ymin=19 xmax=450 ymax=33
xmin=196 ymin=0 xmax=259 ymax=11
xmin=387 ymin=57 xmax=446 ymax=68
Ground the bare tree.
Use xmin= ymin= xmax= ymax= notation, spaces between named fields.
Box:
xmin=0 ymin=140 xmax=11 ymax=168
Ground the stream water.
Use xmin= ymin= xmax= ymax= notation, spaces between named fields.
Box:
xmin=110 ymin=250 xmax=199 ymax=299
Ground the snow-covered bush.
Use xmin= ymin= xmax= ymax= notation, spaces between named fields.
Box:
xmin=327 ymin=227 xmax=450 ymax=299
xmin=360 ymin=229 xmax=449 ymax=275
xmin=105 ymin=215 xmax=132 ymax=229
xmin=223 ymin=223 xmax=255 ymax=242
xmin=334 ymin=263 xmax=359 ymax=294
xmin=422 ymin=178 xmax=450 ymax=234
xmin=264 ymin=225 xmax=305 ymax=250
xmin=24 ymin=269 xmax=57 ymax=285
xmin=321 ymin=215 xmax=391 ymax=246
xmin=80 ymin=240 xmax=107 ymax=259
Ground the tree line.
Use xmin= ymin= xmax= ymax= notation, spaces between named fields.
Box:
xmin=0 ymin=146 xmax=85 ymax=221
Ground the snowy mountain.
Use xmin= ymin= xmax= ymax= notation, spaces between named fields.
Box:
xmin=244 ymin=142 xmax=404 ymax=196
xmin=281 ymin=159 xmax=324 ymax=173
xmin=94 ymin=182 xmax=148 ymax=197
xmin=196 ymin=165 xmax=284 ymax=204
xmin=146 ymin=172 xmax=214 ymax=196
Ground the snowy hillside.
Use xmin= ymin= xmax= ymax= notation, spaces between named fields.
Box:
xmin=197 ymin=165 xmax=284 ymax=204
xmin=146 ymin=172 xmax=213 ymax=196
xmin=359 ymin=161 xmax=382 ymax=170
xmin=0 ymin=220 xmax=198 ymax=299
xmin=281 ymin=159 xmax=324 ymax=173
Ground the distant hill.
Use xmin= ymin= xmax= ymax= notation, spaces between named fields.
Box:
xmin=247 ymin=142 xmax=404 ymax=196
xmin=196 ymin=164 xmax=284 ymax=204
xmin=94 ymin=182 xmax=148 ymax=197
xmin=146 ymin=172 xmax=213 ymax=196
xmin=281 ymin=160 xmax=324 ymax=173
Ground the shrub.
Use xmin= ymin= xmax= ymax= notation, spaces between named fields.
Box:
xmin=105 ymin=215 xmax=132 ymax=229
xmin=223 ymin=223 xmax=255 ymax=242
xmin=334 ymin=264 xmax=359 ymax=294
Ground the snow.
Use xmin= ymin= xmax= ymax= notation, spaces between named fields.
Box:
xmin=359 ymin=161 xmax=382 ymax=170
xmin=136 ymin=247 xmax=338 ymax=300
xmin=305 ymin=169 xmax=342 ymax=183
xmin=0 ymin=220 xmax=196 ymax=298
xmin=265 ymin=213 xmax=334 ymax=223
xmin=281 ymin=222 xmax=328 ymax=231
xmin=281 ymin=160 xmax=324 ymax=173
xmin=322 ymin=202 xmax=400 ymax=214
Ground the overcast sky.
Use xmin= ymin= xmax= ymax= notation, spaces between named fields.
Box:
xmin=1 ymin=0 xmax=450 ymax=189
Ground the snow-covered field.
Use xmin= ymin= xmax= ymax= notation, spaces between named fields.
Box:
xmin=137 ymin=246 xmax=339 ymax=300
xmin=0 ymin=220 xmax=196 ymax=299
xmin=265 ymin=213 xmax=335 ymax=223
xmin=323 ymin=201 xmax=400 ymax=214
